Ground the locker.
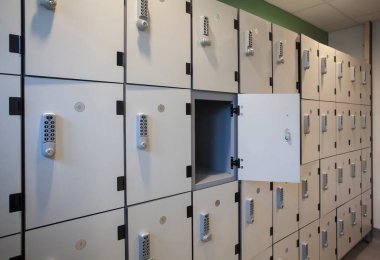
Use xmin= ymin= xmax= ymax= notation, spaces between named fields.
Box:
xmin=360 ymin=105 xmax=372 ymax=149
xmin=299 ymin=161 xmax=319 ymax=229
xmin=25 ymin=209 xmax=125 ymax=259
xmin=272 ymin=24 xmax=299 ymax=94
xmin=361 ymin=189 xmax=372 ymax=238
xmin=273 ymin=182 xmax=299 ymax=243
xmin=0 ymin=0 xmax=21 ymax=75
xmin=240 ymin=181 xmax=272 ymax=260
xmin=320 ymin=156 xmax=337 ymax=217
xmin=128 ymin=193 xmax=192 ymax=260
xmin=300 ymin=34 xmax=319 ymax=100
xmin=361 ymin=64 xmax=372 ymax=105
xmin=0 ymin=75 xmax=21 ymax=237
xmin=0 ymin=234 xmax=21 ymax=260
xmin=25 ymin=77 xmax=124 ymax=229
xmin=126 ymin=85 xmax=191 ymax=205
xmin=252 ymin=246 xmax=272 ymax=260
xmin=347 ymin=104 xmax=361 ymax=152
xmin=126 ymin=0 xmax=191 ymax=89
xmin=350 ymin=195 xmax=362 ymax=246
xmin=273 ymin=231 xmax=299 ymax=260
xmin=347 ymin=57 xmax=361 ymax=104
xmin=319 ymin=101 xmax=337 ymax=159
xmin=299 ymin=220 xmax=319 ymax=260
xmin=335 ymin=51 xmax=350 ymax=103
xmin=336 ymin=103 xmax=349 ymax=154
xmin=319 ymin=210 xmax=337 ymax=260
xmin=349 ymin=151 xmax=361 ymax=199
xmin=25 ymin=0 xmax=124 ymax=82
xmin=239 ymin=10 xmax=272 ymax=94
xmin=336 ymin=153 xmax=351 ymax=206
xmin=361 ymin=148 xmax=372 ymax=192
xmin=319 ymin=43 xmax=336 ymax=102
xmin=192 ymin=0 xmax=238 ymax=93
xmin=301 ymin=99 xmax=319 ymax=164
xmin=193 ymin=181 xmax=239 ymax=260
xmin=337 ymin=202 xmax=351 ymax=259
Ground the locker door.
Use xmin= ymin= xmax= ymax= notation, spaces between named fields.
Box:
xmin=239 ymin=10 xmax=272 ymax=94
xmin=349 ymin=151 xmax=361 ymax=199
xmin=25 ymin=209 xmax=125 ymax=259
xmin=320 ymin=210 xmax=337 ymax=260
xmin=361 ymin=64 xmax=372 ymax=105
xmin=348 ymin=58 xmax=361 ymax=104
xmin=300 ymin=34 xmax=319 ymax=100
xmin=272 ymin=24 xmax=299 ymax=94
xmin=125 ymin=85 xmax=191 ymax=205
xmin=299 ymin=220 xmax=319 ymax=260
xmin=252 ymin=246 xmax=272 ymax=260
xmin=337 ymin=153 xmax=351 ymax=206
xmin=273 ymin=182 xmax=299 ymax=243
xmin=335 ymin=51 xmax=350 ymax=103
xmin=25 ymin=0 xmax=123 ymax=82
xmin=301 ymin=100 xmax=319 ymax=164
xmin=193 ymin=181 xmax=239 ymax=260
xmin=361 ymin=148 xmax=372 ymax=192
xmin=361 ymin=190 xmax=372 ymax=238
xmin=348 ymin=105 xmax=361 ymax=152
xmin=299 ymin=161 xmax=319 ymax=229
xmin=360 ymin=105 xmax=372 ymax=149
xmin=0 ymin=0 xmax=21 ymax=75
xmin=337 ymin=203 xmax=351 ymax=259
xmin=319 ymin=44 xmax=336 ymax=102
xmin=320 ymin=156 xmax=337 ymax=217
xmin=273 ymin=231 xmax=299 ymax=260
xmin=192 ymin=0 xmax=238 ymax=93
xmin=0 ymin=75 xmax=21 ymax=238
xmin=0 ymin=234 xmax=21 ymax=260
xmin=128 ymin=193 xmax=192 ymax=260
xmin=241 ymin=181 xmax=272 ymax=260
xmin=336 ymin=103 xmax=349 ymax=154
xmin=25 ymin=78 xmax=124 ymax=229
xmin=126 ymin=0 xmax=191 ymax=89
xmin=350 ymin=196 xmax=362 ymax=246
xmin=320 ymin=101 xmax=337 ymax=159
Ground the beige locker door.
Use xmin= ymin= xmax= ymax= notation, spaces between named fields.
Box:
xmin=336 ymin=103 xmax=349 ymax=154
xmin=335 ymin=51 xmax=350 ymax=103
xmin=273 ymin=231 xmax=299 ymax=260
xmin=319 ymin=43 xmax=336 ymax=102
xmin=350 ymin=196 xmax=362 ymax=246
xmin=337 ymin=202 xmax=352 ymax=259
xmin=360 ymin=105 xmax=372 ymax=149
xmin=300 ymin=35 xmax=319 ymax=100
xmin=337 ymin=153 xmax=351 ymax=206
xmin=320 ymin=101 xmax=337 ymax=159
xmin=361 ymin=190 xmax=372 ymax=238
xmin=320 ymin=210 xmax=337 ymax=260
xmin=361 ymin=148 xmax=372 ymax=192
xmin=299 ymin=220 xmax=320 ymax=260
xmin=301 ymin=100 xmax=320 ymax=164
xmin=320 ymin=156 xmax=337 ymax=217
xmin=349 ymin=151 xmax=362 ymax=198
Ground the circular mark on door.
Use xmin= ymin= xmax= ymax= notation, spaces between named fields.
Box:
xmin=160 ymin=216 xmax=167 ymax=225
xmin=75 ymin=239 xmax=87 ymax=250
xmin=74 ymin=102 xmax=85 ymax=112
xmin=158 ymin=104 xmax=165 ymax=112
xmin=215 ymin=200 xmax=221 ymax=207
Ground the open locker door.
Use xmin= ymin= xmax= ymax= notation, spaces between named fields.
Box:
xmin=238 ymin=94 xmax=300 ymax=182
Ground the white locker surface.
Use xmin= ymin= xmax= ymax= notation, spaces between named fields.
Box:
xmin=272 ymin=24 xmax=299 ymax=94
xmin=319 ymin=43 xmax=336 ymax=102
xmin=25 ymin=78 xmax=124 ymax=229
xmin=301 ymin=99 xmax=319 ymax=164
xmin=239 ymin=10 xmax=272 ymax=94
xmin=273 ymin=182 xmax=299 ymax=243
xmin=273 ymin=231 xmax=299 ymax=260
xmin=347 ymin=105 xmax=361 ymax=152
xmin=238 ymin=94 xmax=300 ymax=183
xmin=337 ymin=202 xmax=351 ymax=259
xmin=361 ymin=105 xmax=372 ymax=149
xmin=125 ymin=85 xmax=191 ymax=205
xmin=361 ymin=190 xmax=372 ymax=237
xmin=25 ymin=209 xmax=125 ymax=260
xmin=299 ymin=161 xmax=320 ymax=229
xmin=0 ymin=0 xmax=21 ymax=75
xmin=25 ymin=0 xmax=124 ymax=82
xmin=300 ymin=34 xmax=319 ymax=100
xmin=252 ymin=246 xmax=272 ymax=260
xmin=0 ymin=75 xmax=21 ymax=237
xmin=361 ymin=148 xmax=372 ymax=192
xmin=336 ymin=103 xmax=349 ymax=154
xmin=241 ymin=181 xmax=272 ymax=260
xmin=299 ymin=220 xmax=320 ymax=260
xmin=335 ymin=51 xmax=349 ymax=103
xmin=192 ymin=0 xmax=238 ymax=93
xmin=350 ymin=195 xmax=362 ymax=246
xmin=320 ymin=156 xmax=337 ymax=217
xmin=126 ymin=0 xmax=191 ymax=89
xmin=319 ymin=210 xmax=336 ymax=260
xmin=361 ymin=64 xmax=372 ymax=105
xmin=349 ymin=151 xmax=361 ymax=199
xmin=319 ymin=101 xmax=337 ymax=159
xmin=128 ymin=193 xmax=192 ymax=260
xmin=337 ymin=153 xmax=351 ymax=206
xmin=0 ymin=234 xmax=21 ymax=260
xmin=193 ymin=181 xmax=239 ymax=260
xmin=348 ymin=58 xmax=361 ymax=104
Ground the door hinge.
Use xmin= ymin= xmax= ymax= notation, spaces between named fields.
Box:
xmin=270 ymin=227 xmax=273 ymax=236
xmin=186 ymin=103 xmax=191 ymax=115
xmin=318 ymin=168 xmax=320 ymax=175
xmin=235 ymin=192 xmax=240 ymax=203
xmin=318 ymin=145 xmax=320 ymax=152
xmin=117 ymin=52 xmax=124 ymax=67
xmin=186 ymin=62 xmax=192 ymax=75
xmin=296 ymin=82 xmax=300 ymax=90
xmin=234 ymin=19 xmax=239 ymax=30
xmin=9 ymin=34 xmax=21 ymax=54
xmin=117 ymin=176 xmax=125 ymax=191
xmin=9 ymin=256 xmax=22 ymax=260
xmin=317 ymin=108 xmax=320 ymax=116
xmin=317 ymin=85 xmax=320 ymax=92
xmin=235 ymin=71 xmax=240 ymax=82
xmin=318 ymin=203 xmax=320 ymax=211
xmin=186 ymin=1 xmax=192 ymax=14
xmin=335 ymin=248 xmax=337 ymax=255
xmin=9 ymin=193 xmax=23 ymax=212
xmin=269 ymin=32 xmax=273 ymax=41
xmin=297 ymin=239 xmax=300 ymax=247
xmin=317 ymin=50 xmax=319 ymax=57
xmin=231 ymin=157 xmax=241 ymax=169
xmin=269 ymin=77 xmax=273 ymax=86
xmin=235 ymin=243 xmax=240 ymax=255
xmin=296 ymin=214 xmax=299 ymax=222
xmin=318 ymin=226 xmax=320 ymax=233
xmin=230 ymin=105 xmax=240 ymax=116
xmin=334 ymin=88 xmax=337 ymax=95
xmin=186 ymin=165 xmax=192 ymax=178
xmin=187 ymin=205 xmax=193 ymax=218
xmin=334 ymin=56 xmax=336 ymax=62
xmin=270 ymin=182 xmax=273 ymax=191
xmin=117 ymin=225 xmax=126 ymax=240
xmin=9 ymin=97 xmax=23 ymax=116
xmin=116 ymin=100 xmax=124 ymax=115
xmin=296 ymin=42 xmax=300 ymax=50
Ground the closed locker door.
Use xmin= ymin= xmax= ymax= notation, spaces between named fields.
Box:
xmin=299 ymin=220 xmax=319 ymax=260
xmin=350 ymin=196 xmax=362 ymax=246
xmin=241 ymin=181 xmax=272 ymax=260
xmin=320 ymin=156 xmax=337 ymax=217
xmin=239 ymin=10 xmax=272 ymax=94
xmin=273 ymin=182 xmax=299 ymax=243
xmin=25 ymin=78 xmax=124 ymax=229
xmin=252 ymin=246 xmax=272 ymax=260
xmin=299 ymin=161 xmax=319 ymax=229
xmin=192 ymin=0 xmax=238 ymax=93
xmin=361 ymin=148 xmax=372 ymax=192
xmin=320 ymin=101 xmax=337 ymax=159
xmin=301 ymin=100 xmax=319 ymax=164
xmin=337 ymin=153 xmax=351 ymax=206
xmin=335 ymin=51 xmax=350 ymax=103
xmin=348 ymin=58 xmax=361 ymax=104
xmin=336 ymin=103 xmax=349 ymax=154
xmin=25 ymin=0 xmax=124 ymax=83
xmin=0 ymin=75 xmax=21 ymax=238
xmin=300 ymin=34 xmax=319 ymax=100
xmin=360 ymin=105 xmax=372 ymax=149
xmin=347 ymin=105 xmax=361 ymax=152
xmin=361 ymin=190 xmax=372 ymax=238
xmin=337 ymin=203 xmax=351 ymax=259
xmin=0 ymin=234 xmax=21 ymax=260
xmin=272 ymin=24 xmax=299 ymax=94
xmin=320 ymin=210 xmax=337 ymax=260
xmin=349 ymin=151 xmax=361 ymax=198
xmin=273 ymin=231 xmax=299 ymax=260
xmin=126 ymin=0 xmax=191 ymax=89
xmin=125 ymin=85 xmax=191 ymax=205
xmin=361 ymin=64 xmax=371 ymax=105
xmin=25 ymin=209 xmax=125 ymax=259
xmin=128 ymin=193 xmax=192 ymax=260
xmin=193 ymin=181 xmax=239 ymax=260
xmin=319 ymin=43 xmax=336 ymax=102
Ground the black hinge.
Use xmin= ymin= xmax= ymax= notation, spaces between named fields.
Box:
xmin=360 ymin=138 xmax=362 ymax=143
xmin=234 ymin=19 xmax=239 ymax=30
xmin=348 ymin=140 xmax=351 ymax=146
xmin=117 ymin=225 xmax=126 ymax=240
xmin=269 ymin=32 xmax=273 ymax=41
xmin=9 ymin=256 xmax=22 ymax=260
xmin=318 ymin=203 xmax=320 ymax=211
xmin=335 ymin=195 xmax=337 ymax=201
xmin=349 ymin=188 xmax=351 ymax=194
xmin=231 ymin=105 xmax=240 ymax=116
xmin=117 ymin=176 xmax=125 ymax=191
xmin=9 ymin=193 xmax=23 ymax=213
xmin=348 ymin=91 xmax=351 ymax=97
xmin=334 ymin=142 xmax=337 ymax=148
xmin=117 ymin=52 xmax=124 ymax=67
xmin=349 ymin=237 xmax=351 ymax=243
xmin=335 ymin=248 xmax=337 ymax=255
xmin=360 ymin=93 xmax=362 ymax=99
xmin=187 ymin=205 xmax=193 ymax=218
xmin=186 ymin=103 xmax=191 ymax=115
xmin=231 ymin=157 xmax=241 ymax=169
xmin=186 ymin=63 xmax=192 ymax=75
xmin=317 ymin=108 xmax=320 ymax=116
xmin=269 ymin=77 xmax=273 ymax=86
xmin=318 ymin=226 xmax=320 ymax=233
xmin=186 ymin=165 xmax=192 ymax=178
xmin=335 ymin=162 xmax=337 ymax=169
xmin=186 ymin=1 xmax=192 ymax=14
xmin=334 ymin=88 xmax=337 ymax=95
xmin=235 ymin=192 xmax=240 ymax=203
xmin=318 ymin=145 xmax=320 ymax=152
xmin=317 ymin=50 xmax=320 ymax=57
xmin=297 ymin=239 xmax=300 ymax=247
xmin=296 ymin=81 xmax=300 ymax=90
xmin=317 ymin=85 xmax=320 ymax=92
xmin=270 ymin=182 xmax=273 ymax=191
xmin=318 ymin=168 xmax=320 ymax=175
xmin=296 ymin=42 xmax=300 ymax=50
xmin=270 ymin=227 xmax=273 ymax=236
xmin=335 ymin=216 xmax=337 ymax=222
xmin=235 ymin=243 xmax=240 ymax=255
xmin=296 ymin=214 xmax=299 ymax=222
xmin=334 ymin=56 xmax=336 ymax=62
xmin=348 ymin=61 xmax=351 ymax=67
xmin=334 ymin=109 xmax=337 ymax=116
xmin=235 ymin=71 xmax=240 ymax=82
xmin=9 ymin=34 xmax=21 ymax=54
xmin=9 ymin=97 xmax=23 ymax=116
xmin=116 ymin=100 xmax=124 ymax=115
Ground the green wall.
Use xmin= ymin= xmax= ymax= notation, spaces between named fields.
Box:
xmin=220 ymin=0 xmax=328 ymax=44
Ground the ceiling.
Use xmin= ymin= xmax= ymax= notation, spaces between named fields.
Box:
xmin=265 ymin=0 xmax=380 ymax=32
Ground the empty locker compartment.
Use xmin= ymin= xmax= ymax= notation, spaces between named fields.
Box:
xmin=348 ymin=151 xmax=362 ymax=198
xmin=272 ymin=24 xmax=299 ymax=94
xmin=240 ymin=181 xmax=272 ymax=259
xmin=25 ymin=209 xmax=125 ymax=260
xmin=0 ymin=234 xmax=21 ymax=260
xmin=299 ymin=220 xmax=320 ymax=260
xmin=337 ymin=153 xmax=351 ymax=206
xmin=319 ymin=43 xmax=336 ymax=102
xmin=252 ymin=246 xmax=272 ymax=260
xmin=361 ymin=148 xmax=372 ymax=192
xmin=335 ymin=51 xmax=350 ymax=103
xmin=193 ymin=181 xmax=239 ymax=260
xmin=299 ymin=160 xmax=319 ymax=229
xmin=361 ymin=189 xmax=372 ymax=238
xmin=337 ymin=202 xmax=352 ymax=259
xmin=128 ymin=193 xmax=192 ymax=260
xmin=360 ymin=105 xmax=372 ymax=149
xmin=320 ymin=210 xmax=337 ymax=260
xmin=192 ymin=0 xmax=238 ymax=93
xmin=126 ymin=85 xmax=191 ymax=205
xmin=347 ymin=58 xmax=361 ymax=104
xmin=239 ymin=10 xmax=272 ymax=94
xmin=300 ymin=34 xmax=319 ymax=100
xmin=25 ymin=0 xmax=124 ymax=82
xmin=350 ymin=195 xmax=362 ymax=246
xmin=301 ymin=100 xmax=320 ymax=164
xmin=336 ymin=103 xmax=350 ymax=154
xmin=360 ymin=64 xmax=372 ymax=105
xmin=347 ymin=105 xmax=361 ymax=152
xmin=319 ymin=101 xmax=337 ymax=159
xmin=320 ymin=156 xmax=337 ymax=217
xmin=273 ymin=231 xmax=299 ymax=260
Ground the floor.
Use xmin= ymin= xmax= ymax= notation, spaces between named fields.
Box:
xmin=343 ymin=231 xmax=380 ymax=260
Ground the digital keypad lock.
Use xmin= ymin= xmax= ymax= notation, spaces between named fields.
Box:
xmin=41 ymin=113 xmax=56 ymax=158
xmin=137 ymin=113 xmax=149 ymax=150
